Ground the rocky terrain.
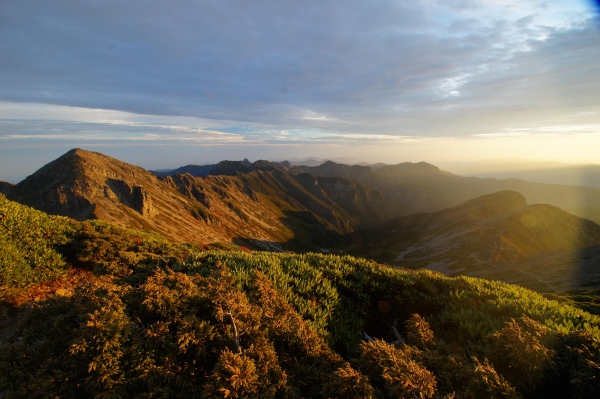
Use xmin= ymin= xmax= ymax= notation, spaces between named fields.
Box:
xmin=6 ymin=149 xmax=402 ymax=251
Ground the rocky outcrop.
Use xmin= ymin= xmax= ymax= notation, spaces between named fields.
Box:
xmin=131 ymin=186 xmax=155 ymax=217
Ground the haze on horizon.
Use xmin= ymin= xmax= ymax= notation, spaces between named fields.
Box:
xmin=1 ymin=0 xmax=600 ymax=183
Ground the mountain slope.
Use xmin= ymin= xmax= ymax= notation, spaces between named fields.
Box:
xmin=7 ymin=149 xmax=295 ymax=245
xmin=355 ymin=191 xmax=600 ymax=292
xmin=152 ymin=163 xmax=216 ymax=177
xmin=305 ymin=161 xmax=600 ymax=214
xmin=0 ymin=182 xmax=13 ymax=196
xmin=7 ymin=149 xmax=401 ymax=250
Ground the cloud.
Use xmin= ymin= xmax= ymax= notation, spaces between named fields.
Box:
xmin=0 ymin=0 xmax=599 ymax=183
xmin=0 ymin=0 xmax=597 ymax=138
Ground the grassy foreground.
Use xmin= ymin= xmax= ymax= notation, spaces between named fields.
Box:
xmin=0 ymin=194 xmax=599 ymax=398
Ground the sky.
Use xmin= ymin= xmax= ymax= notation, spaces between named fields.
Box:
xmin=1 ymin=0 xmax=600 ymax=182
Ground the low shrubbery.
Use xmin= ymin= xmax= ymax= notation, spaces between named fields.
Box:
xmin=1 ymin=196 xmax=599 ymax=397
xmin=1 ymin=248 xmax=599 ymax=397
xmin=0 ymin=193 xmax=73 ymax=288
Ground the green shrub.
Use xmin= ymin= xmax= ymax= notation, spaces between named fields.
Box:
xmin=0 ymin=193 xmax=73 ymax=288
xmin=1 ymin=232 xmax=600 ymax=397
xmin=357 ymin=339 xmax=437 ymax=398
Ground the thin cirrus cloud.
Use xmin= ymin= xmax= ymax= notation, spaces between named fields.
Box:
xmin=0 ymin=0 xmax=599 ymax=181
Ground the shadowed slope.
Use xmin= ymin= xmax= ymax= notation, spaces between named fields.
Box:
xmin=306 ymin=161 xmax=600 ymax=214
xmin=0 ymin=182 xmax=13 ymax=196
xmin=356 ymin=191 xmax=600 ymax=292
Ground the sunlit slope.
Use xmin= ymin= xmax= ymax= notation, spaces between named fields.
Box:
xmin=7 ymin=149 xmax=400 ymax=250
xmin=356 ymin=191 xmax=600 ymax=292
xmin=8 ymin=148 xmax=284 ymax=244
xmin=0 ymin=193 xmax=73 ymax=287
xmin=0 ymin=193 xmax=195 ymax=291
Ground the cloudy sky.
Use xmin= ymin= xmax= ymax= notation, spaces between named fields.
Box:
xmin=1 ymin=0 xmax=599 ymax=182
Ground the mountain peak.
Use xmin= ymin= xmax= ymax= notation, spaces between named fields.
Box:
xmin=62 ymin=147 xmax=96 ymax=161
xmin=454 ymin=190 xmax=527 ymax=218
xmin=66 ymin=147 xmax=86 ymax=155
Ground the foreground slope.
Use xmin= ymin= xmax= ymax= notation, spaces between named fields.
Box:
xmin=0 ymin=193 xmax=73 ymax=288
xmin=355 ymin=191 xmax=600 ymax=292
xmin=7 ymin=149 xmax=401 ymax=250
xmin=1 ymin=249 xmax=600 ymax=398
xmin=1 ymin=200 xmax=599 ymax=398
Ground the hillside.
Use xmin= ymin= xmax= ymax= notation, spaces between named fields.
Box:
xmin=0 ymin=182 xmax=13 ymax=196
xmin=354 ymin=191 xmax=600 ymax=293
xmin=151 ymin=163 xmax=216 ymax=177
xmin=1 ymin=196 xmax=600 ymax=397
xmin=0 ymin=193 xmax=73 ymax=288
xmin=304 ymin=160 xmax=600 ymax=214
xmin=447 ymin=160 xmax=600 ymax=189
xmin=6 ymin=149 xmax=401 ymax=251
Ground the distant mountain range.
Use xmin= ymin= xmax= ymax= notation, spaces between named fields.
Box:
xmin=150 ymin=156 xmax=377 ymax=177
xmin=444 ymin=158 xmax=600 ymax=189
xmin=354 ymin=190 xmax=600 ymax=292
xmin=3 ymin=148 xmax=600 ymax=292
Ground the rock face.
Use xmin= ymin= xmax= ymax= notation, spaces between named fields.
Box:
xmin=7 ymin=149 xmax=403 ymax=250
xmin=9 ymin=149 xmax=163 ymax=221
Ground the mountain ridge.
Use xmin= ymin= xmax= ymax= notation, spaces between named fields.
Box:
xmin=355 ymin=190 xmax=600 ymax=292
xmin=6 ymin=149 xmax=402 ymax=250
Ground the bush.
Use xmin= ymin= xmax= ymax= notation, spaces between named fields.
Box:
xmin=1 ymin=229 xmax=600 ymax=397
xmin=0 ymin=194 xmax=73 ymax=288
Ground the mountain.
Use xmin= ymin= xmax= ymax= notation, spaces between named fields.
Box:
xmin=443 ymin=159 xmax=600 ymax=189
xmin=567 ymin=206 xmax=600 ymax=225
xmin=0 ymin=181 xmax=13 ymax=195
xmin=354 ymin=190 xmax=600 ymax=292
xmin=270 ymin=156 xmax=364 ymax=166
xmin=3 ymin=158 xmax=600 ymax=397
xmin=151 ymin=163 xmax=216 ymax=177
xmin=6 ymin=149 xmax=401 ymax=250
xmin=285 ymin=157 xmax=326 ymax=166
xmin=304 ymin=160 xmax=600 ymax=215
